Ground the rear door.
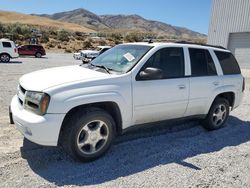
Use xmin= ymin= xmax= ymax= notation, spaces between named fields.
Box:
xmin=185 ymin=48 xmax=220 ymax=116
xmin=132 ymin=47 xmax=189 ymax=124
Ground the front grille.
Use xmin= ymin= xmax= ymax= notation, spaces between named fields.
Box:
xmin=19 ymin=85 xmax=26 ymax=94
xmin=18 ymin=97 xmax=23 ymax=105
xmin=17 ymin=84 xmax=26 ymax=106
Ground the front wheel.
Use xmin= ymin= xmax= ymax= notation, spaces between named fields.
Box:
xmin=61 ymin=108 xmax=115 ymax=162
xmin=202 ymin=98 xmax=230 ymax=130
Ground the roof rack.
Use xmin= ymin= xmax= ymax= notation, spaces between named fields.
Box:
xmin=175 ymin=41 xmax=226 ymax=50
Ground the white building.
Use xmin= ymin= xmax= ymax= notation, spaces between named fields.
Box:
xmin=208 ymin=0 xmax=250 ymax=68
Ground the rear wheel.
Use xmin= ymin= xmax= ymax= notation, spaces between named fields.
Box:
xmin=202 ymin=98 xmax=230 ymax=130
xmin=0 ymin=54 xmax=10 ymax=63
xmin=61 ymin=108 xmax=115 ymax=162
xmin=35 ymin=52 xmax=42 ymax=58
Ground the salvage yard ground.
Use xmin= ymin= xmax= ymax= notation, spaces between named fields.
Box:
xmin=0 ymin=54 xmax=250 ymax=188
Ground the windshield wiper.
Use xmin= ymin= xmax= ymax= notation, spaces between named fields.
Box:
xmin=90 ymin=63 xmax=111 ymax=74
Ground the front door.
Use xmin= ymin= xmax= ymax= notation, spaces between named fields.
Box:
xmin=132 ymin=47 xmax=189 ymax=124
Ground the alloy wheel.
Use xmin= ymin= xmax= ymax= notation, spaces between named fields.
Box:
xmin=76 ymin=120 xmax=109 ymax=155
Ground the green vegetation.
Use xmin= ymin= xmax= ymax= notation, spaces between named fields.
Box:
xmin=57 ymin=29 xmax=70 ymax=42
xmin=0 ymin=22 xmax=206 ymax=52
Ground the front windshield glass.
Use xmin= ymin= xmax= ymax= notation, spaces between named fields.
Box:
xmin=90 ymin=44 xmax=152 ymax=73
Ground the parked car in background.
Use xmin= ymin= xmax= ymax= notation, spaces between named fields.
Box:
xmin=18 ymin=44 xmax=46 ymax=58
xmin=82 ymin=46 xmax=111 ymax=63
xmin=73 ymin=46 xmax=111 ymax=63
xmin=0 ymin=38 xmax=19 ymax=63
xmin=73 ymin=52 xmax=81 ymax=60
xmin=10 ymin=42 xmax=244 ymax=162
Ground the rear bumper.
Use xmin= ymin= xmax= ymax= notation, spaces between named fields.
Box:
xmin=11 ymin=53 xmax=19 ymax=58
xmin=10 ymin=95 xmax=65 ymax=146
xmin=232 ymin=91 xmax=244 ymax=110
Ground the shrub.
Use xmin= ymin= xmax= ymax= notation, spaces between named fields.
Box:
xmin=57 ymin=29 xmax=70 ymax=42
xmin=65 ymin=48 xmax=72 ymax=53
xmin=47 ymin=42 xmax=55 ymax=48
xmin=125 ymin=32 xmax=144 ymax=42
xmin=99 ymin=39 xmax=107 ymax=46
xmin=82 ymin=38 xmax=93 ymax=49
xmin=40 ymin=33 xmax=49 ymax=43
xmin=0 ymin=22 xmax=4 ymax=33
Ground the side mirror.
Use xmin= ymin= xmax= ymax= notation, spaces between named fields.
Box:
xmin=138 ymin=67 xmax=163 ymax=80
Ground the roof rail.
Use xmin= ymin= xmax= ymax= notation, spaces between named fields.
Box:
xmin=175 ymin=41 xmax=226 ymax=50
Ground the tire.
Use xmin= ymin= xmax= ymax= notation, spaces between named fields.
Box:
xmin=0 ymin=54 xmax=10 ymax=63
xmin=35 ymin=52 xmax=42 ymax=58
xmin=202 ymin=97 xmax=230 ymax=130
xmin=82 ymin=59 xmax=89 ymax=64
xmin=61 ymin=108 xmax=115 ymax=162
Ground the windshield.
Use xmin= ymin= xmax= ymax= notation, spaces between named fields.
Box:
xmin=90 ymin=44 xmax=152 ymax=73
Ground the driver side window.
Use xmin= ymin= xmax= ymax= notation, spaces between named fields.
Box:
xmin=139 ymin=47 xmax=185 ymax=80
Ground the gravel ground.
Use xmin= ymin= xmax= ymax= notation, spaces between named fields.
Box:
xmin=0 ymin=54 xmax=250 ymax=188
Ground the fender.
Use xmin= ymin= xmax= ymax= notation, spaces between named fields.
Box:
xmin=46 ymin=85 xmax=132 ymax=129
xmin=205 ymin=84 xmax=237 ymax=114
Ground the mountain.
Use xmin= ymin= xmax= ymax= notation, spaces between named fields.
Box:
xmin=101 ymin=14 xmax=205 ymax=38
xmin=34 ymin=8 xmax=109 ymax=30
xmin=0 ymin=10 xmax=94 ymax=32
xmin=34 ymin=8 xmax=206 ymax=38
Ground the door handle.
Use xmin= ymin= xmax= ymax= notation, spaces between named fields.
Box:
xmin=213 ymin=81 xmax=220 ymax=86
xmin=178 ymin=85 xmax=186 ymax=89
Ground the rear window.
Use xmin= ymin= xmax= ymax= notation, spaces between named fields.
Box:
xmin=2 ymin=42 xmax=12 ymax=48
xmin=215 ymin=51 xmax=241 ymax=75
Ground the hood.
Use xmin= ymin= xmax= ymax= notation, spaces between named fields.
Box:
xmin=19 ymin=65 xmax=109 ymax=91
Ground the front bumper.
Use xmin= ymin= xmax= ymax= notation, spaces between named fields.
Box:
xmin=10 ymin=95 xmax=65 ymax=146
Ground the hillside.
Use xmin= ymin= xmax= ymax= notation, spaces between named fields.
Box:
xmin=0 ymin=10 xmax=94 ymax=32
xmin=35 ymin=8 xmax=206 ymax=38
xmin=36 ymin=8 xmax=108 ymax=30
xmin=101 ymin=15 xmax=205 ymax=38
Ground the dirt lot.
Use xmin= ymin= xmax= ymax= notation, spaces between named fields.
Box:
xmin=0 ymin=54 xmax=250 ymax=188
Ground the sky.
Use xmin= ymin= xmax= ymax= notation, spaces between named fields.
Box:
xmin=0 ymin=0 xmax=212 ymax=34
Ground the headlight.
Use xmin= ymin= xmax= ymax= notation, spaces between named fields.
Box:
xmin=24 ymin=91 xmax=50 ymax=115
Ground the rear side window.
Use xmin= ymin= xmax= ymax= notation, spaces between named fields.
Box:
xmin=215 ymin=51 xmax=241 ymax=75
xmin=189 ymin=48 xmax=217 ymax=76
xmin=2 ymin=42 xmax=12 ymax=48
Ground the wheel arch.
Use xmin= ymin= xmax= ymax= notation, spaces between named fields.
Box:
xmin=215 ymin=91 xmax=235 ymax=107
xmin=206 ymin=91 xmax=235 ymax=114
xmin=57 ymin=101 xmax=123 ymax=146
xmin=0 ymin=52 xmax=11 ymax=58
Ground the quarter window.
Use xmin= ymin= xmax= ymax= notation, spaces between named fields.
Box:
xmin=214 ymin=51 xmax=241 ymax=75
xmin=141 ymin=47 xmax=185 ymax=79
xmin=2 ymin=42 xmax=11 ymax=48
xmin=189 ymin=48 xmax=217 ymax=76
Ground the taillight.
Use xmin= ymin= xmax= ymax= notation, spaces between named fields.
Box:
xmin=14 ymin=48 xmax=17 ymax=53
xmin=242 ymin=77 xmax=245 ymax=92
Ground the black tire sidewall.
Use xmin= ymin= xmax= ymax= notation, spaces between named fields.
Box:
xmin=204 ymin=98 xmax=230 ymax=130
xmin=68 ymin=110 xmax=115 ymax=161
xmin=0 ymin=54 xmax=10 ymax=63
xmin=35 ymin=52 xmax=42 ymax=58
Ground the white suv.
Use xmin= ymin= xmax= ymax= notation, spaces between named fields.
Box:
xmin=0 ymin=39 xmax=19 ymax=62
xmin=10 ymin=42 xmax=244 ymax=161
